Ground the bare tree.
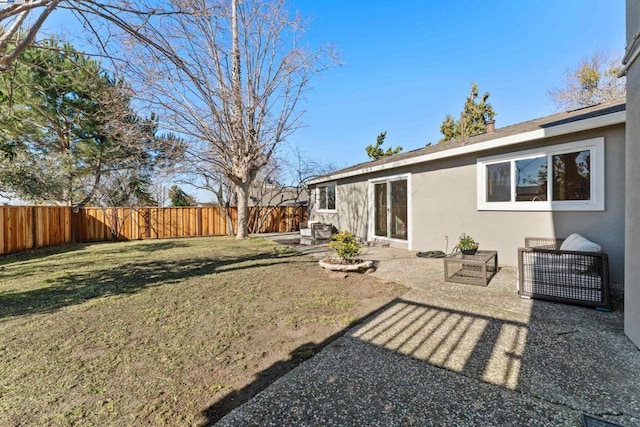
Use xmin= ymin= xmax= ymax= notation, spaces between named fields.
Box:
xmin=117 ymin=0 xmax=336 ymax=239
xmin=148 ymin=169 xmax=176 ymax=207
xmin=281 ymin=144 xmax=337 ymax=208
xmin=548 ymin=50 xmax=626 ymax=111
xmin=0 ymin=0 xmax=182 ymax=71
xmin=241 ymin=149 xmax=337 ymax=234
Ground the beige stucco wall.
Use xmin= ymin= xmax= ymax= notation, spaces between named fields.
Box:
xmin=311 ymin=171 xmax=412 ymax=249
xmin=311 ymin=180 xmax=369 ymax=239
xmin=311 ymin=125 xmax=625 ymax=282
xmin=625 ymin=0 xmax=640 ymax=347
xmin=410 ymin=126 xmax=625 ymax=283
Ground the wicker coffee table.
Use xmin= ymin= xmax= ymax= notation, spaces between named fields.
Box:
xmin=444 ymin=250 xmax=498 ymax=286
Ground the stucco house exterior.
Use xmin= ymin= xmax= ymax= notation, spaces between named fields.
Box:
xmin=308 ymin=99 xmax=626 ymax=283
xmin=624 ymin=0 xmax=640 ymax=348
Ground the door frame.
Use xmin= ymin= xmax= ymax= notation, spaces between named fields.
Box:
xmin=367 ymin=173 xmax=412 ymax=249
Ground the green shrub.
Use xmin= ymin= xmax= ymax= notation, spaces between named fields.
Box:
xmin=329 ymin=230 xmax=361 ymax=260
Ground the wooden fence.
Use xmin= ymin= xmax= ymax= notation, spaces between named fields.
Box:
xmin=0 ymin=205 xmax=307 ymax=256
xmin=0 ymin=206 xmax=72 ymax=255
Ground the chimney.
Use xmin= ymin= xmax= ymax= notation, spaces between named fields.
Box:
xmin=486 ymin=119 xmax=496 ymax=134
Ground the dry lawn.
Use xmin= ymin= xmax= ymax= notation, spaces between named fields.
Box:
xmin=0 ymin=237 xmax=406 ymax=426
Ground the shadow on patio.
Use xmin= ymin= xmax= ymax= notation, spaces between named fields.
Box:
xmin=210 ymin=243 xmax=640 ymax=426
xmin=351 ymin=299 xmax=527 ymax=390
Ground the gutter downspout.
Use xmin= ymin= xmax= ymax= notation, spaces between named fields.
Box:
xmin=618 ymin=29 xmax=640 ymax=77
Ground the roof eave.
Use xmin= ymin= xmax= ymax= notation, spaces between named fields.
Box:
xmin=308 ymin=109 xmax=625 ymax=185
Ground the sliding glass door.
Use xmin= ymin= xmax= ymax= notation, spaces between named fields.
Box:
xmin=372 ymin=178 xmax=408 ymax=241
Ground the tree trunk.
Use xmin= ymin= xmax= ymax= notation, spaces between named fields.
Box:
xmin=75 ymin=167 xmax=102 ymax=209
xmin=235 ymin=182 xmax=250 ymax=239
xmin=231 ymin=0 xmax=248 ymax=240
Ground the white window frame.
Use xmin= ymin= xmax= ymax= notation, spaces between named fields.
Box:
xmin=367 ymin=173 xmax=412 ymax=249
xmin=316 ymin=181 xmax=337 ymax=213
xmin=477 ymin=137 xmax=605 ymax=211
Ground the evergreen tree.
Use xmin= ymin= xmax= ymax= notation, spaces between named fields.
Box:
xmin=0 ymin=37 xmax=183 ymax=207
xmin=365 ymin=131 xmax=403 ymax=160
xmin=438 ymin=82 xmax=497 ymax=143
xmin=168 ymin=185 xmax=196 ymax=207
xmin=439 ymin=115 xmax=457 ymax=142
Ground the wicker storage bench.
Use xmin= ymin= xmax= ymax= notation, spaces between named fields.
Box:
xmin=517 ymin=237 xmax=610 ymax=310
xmin=299 ymin=222 xmax=332 ymax=245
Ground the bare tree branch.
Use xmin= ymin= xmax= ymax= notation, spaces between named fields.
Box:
xmin=0 ymin=0 xmax=62 ymax=69
xmin=0 ymin=0 xmax=185 ymax=70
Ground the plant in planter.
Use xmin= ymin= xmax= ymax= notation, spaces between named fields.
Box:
xmin=320 ymin=230 xmax=373 ymax=273
xmin=455 ymin=233 xmax=479 ymax=255
xmin=329 ymin=230 xmax=361 ymax=261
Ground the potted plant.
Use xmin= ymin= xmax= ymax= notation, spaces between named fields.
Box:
xmin=455 ymin=233 xmax=479 ymax=255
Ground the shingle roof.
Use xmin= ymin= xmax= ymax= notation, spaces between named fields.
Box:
xmin=310 ymin=99 xmax=625 ymax=184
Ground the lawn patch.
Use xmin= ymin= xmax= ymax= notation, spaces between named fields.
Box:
xmin=0 ymin=237 xmax=406 ymax=425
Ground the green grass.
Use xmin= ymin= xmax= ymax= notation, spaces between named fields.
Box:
xmin=0 ymin=237 xmax=406 ymax=426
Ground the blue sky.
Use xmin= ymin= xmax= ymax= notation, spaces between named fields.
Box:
xmin=5 ymin=0 xmax=624 ymax=205
xmin=281 ymin=0 xmax=626 ymax=171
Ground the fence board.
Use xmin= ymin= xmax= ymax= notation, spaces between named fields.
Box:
xmin=0 ymin=207 xmax=4 ymax=254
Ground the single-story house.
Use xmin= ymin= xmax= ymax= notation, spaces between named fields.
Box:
xmin=307 ymin=99 xmax=626 ymax=283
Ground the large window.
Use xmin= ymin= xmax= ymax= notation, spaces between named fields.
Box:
xmin=477 ymin=138 xmax=604 ymax=211
xmin=317 ymin=182 xmax=336 ymax=211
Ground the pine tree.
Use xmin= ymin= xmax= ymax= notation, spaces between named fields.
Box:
xmin=168 ymin=185 xmax=196 ymax=207
xmin=0 ymin=37 xmax=182 ymax=207
xmin=365 ymin=131 xmax=403 ymax=160
xmin=438 ymin=82 xmax=497 ymax=143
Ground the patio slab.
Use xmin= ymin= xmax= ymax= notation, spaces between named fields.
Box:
xmin=219 ymin=235 xmax=640 ymax=426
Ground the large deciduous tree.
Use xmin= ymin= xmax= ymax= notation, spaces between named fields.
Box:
xmin=439 ymin=82 xmax=496 ymax=143
xmin=119 ymin=0 xmax=336 ymax=239
xmin=0 ymin=38 xmax=182 ymax=207
xmin=548 ymin=51 xmax=626 ymax=111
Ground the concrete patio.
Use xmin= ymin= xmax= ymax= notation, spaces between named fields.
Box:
xmin=217 ymin=234 xmax=639 ymax=426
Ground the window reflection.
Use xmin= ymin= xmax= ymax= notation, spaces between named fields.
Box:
xmin=318 ymin=184 xmax=336 ymax=210
xmin=374 ymin=183 xmax=387 ymax=237
xmin=390 ymin=180 xmax=407 ymax=240
xmin=326 ymin=184 xmax=336 ymax=209
xmin=515 ymin=157 xmax=547 ymax=201
xmin=553 ymin=150 xmax=590 ymax=201
xmin=486 ymin=162 xmax=511 ymax=202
